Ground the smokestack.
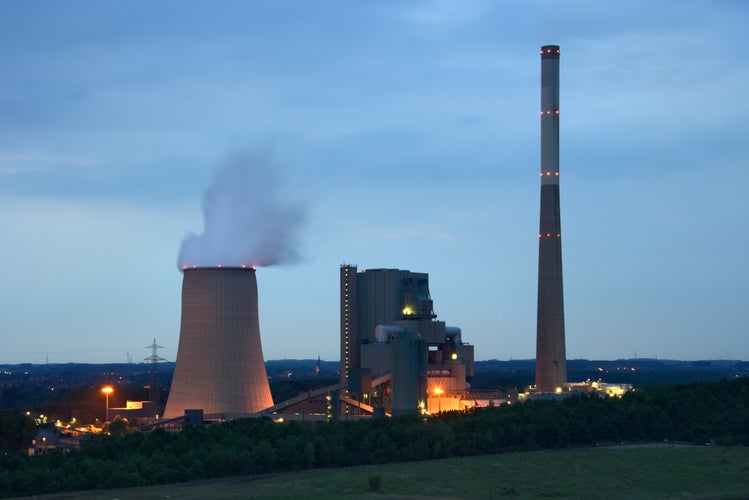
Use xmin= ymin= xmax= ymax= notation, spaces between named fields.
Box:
xmin=163 ymin=267 xmax=273 ymax=418
xmin=535 ymin=44 xmax=567 ymax=392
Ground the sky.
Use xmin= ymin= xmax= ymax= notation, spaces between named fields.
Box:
xmin=1 ymin=0 xmax=747 ymax=364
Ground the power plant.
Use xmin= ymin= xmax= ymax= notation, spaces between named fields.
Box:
xmin=159 ymin=44 xmax=569 ymax=423
xmin=536 ymin=44 xmax=567 ymax=392
xmin=340 ymin=266 xmax=475 ymax=416
xmin=163 ymin=267 xmax=274 ymax=419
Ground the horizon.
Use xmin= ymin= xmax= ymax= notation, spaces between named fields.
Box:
xmin=2 ymin=356 xmax=747 ymax=367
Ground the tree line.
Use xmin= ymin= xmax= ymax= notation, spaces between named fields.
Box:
xmin=1 ymin=376 xmax=748 ymax=497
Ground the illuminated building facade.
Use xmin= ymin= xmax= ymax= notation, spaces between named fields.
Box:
xmin=536 ymin=44 xmax=567 ymax=392
xmin=340 ymin=265 xmax=358 ymax=383
xmin=340 ymin=266 xmax=474 ymax=415
xmin=163 ymin=267 xmax=274 ymax=419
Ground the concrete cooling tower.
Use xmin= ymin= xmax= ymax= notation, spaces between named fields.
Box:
xmin=163 ymin=267 xmax=274 ymax=419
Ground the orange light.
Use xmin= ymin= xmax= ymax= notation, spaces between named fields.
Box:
xmin=557 ymin=233 xmax=561 ymax=237
xmin=101 ymin=386 xmax=113 ymax=395
xmin=546 ymin=233 xmax=551 ymax=237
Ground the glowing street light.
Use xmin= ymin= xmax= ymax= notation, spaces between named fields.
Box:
xmin=101 ymin=386 xmax=113 ymax=422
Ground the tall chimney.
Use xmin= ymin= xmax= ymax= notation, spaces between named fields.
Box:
xmin=163 ymin=267 xmax=274 ymax=418
xmin=535 ymin=45 xmax=567 ymax=392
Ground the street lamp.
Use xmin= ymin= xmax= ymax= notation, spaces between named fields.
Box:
xmin=101 ymin=386 xmax=113 ymax=423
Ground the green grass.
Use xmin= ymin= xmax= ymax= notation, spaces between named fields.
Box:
xmin=37 ymin=445 xmax=749 ymax=499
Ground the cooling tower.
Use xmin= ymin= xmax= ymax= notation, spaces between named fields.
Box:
xmin=163 ymin=267 xmax=274 ymax=419
xmin=535 ymin=44 xmax=567 ymax=393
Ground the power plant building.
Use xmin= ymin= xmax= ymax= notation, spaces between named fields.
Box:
xmin=536 ymin=44 xmax=567 ymax=392
xmin=163 ymin=267 xmax=274 ymax=419
xmin=161 ymin=45 xmax=571 ymax=424
xmin=341 ymin=266 xmax=474 ymax=415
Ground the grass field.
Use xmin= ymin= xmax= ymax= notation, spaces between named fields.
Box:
xmin=36 ymin=445 xmax=749 ymax=499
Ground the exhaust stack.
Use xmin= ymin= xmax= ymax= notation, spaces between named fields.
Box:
xmin=535 ymin=45 xmax=567 ymax=392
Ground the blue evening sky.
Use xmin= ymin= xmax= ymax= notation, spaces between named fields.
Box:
xmin=1 ymin=1 xmax=747 ymax=363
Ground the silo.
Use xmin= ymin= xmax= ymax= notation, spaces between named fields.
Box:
xmin=163 ymin=267 xmax=274 ymax=419
xmin=390 ymin=331 xmax=426 ymax=416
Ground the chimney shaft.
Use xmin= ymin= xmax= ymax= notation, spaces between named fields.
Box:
xmin=535 ymin=45 xmax=567 ymax=392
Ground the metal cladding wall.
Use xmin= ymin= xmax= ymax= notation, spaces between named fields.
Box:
xmin=390 ymin=331 xmax=426 ymax=416
xmin=536 ymin=45 xmax=567 ymax=392
xmin=163 ymin=267 xmax=274 ymax=418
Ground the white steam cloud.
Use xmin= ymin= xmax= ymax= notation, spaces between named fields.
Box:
xmin=178 ymin=150 xmax=306 ymax=269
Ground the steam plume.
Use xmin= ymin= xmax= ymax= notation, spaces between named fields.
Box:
xmin=178 ymin=150 xmax=306 ymax=269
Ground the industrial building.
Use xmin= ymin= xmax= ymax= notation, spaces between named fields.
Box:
xmin=340 ymin=266 xmax=475 ymax=416
xmin=159 ymin=44 xmax=570 ymax=425
xmin=163 ymin=267 xmax=274 ymax=419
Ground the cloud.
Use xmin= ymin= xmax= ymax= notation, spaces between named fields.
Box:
xmin=395 ymin=0 xmax=490 ymax=26
xmin=0 ymin=151 xmax=93 ymax=175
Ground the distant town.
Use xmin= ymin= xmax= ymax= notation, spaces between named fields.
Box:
xmin=3 ymin=357 xmax=746 ymax=427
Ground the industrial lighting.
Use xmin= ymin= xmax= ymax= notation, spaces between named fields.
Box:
xmin=101 ymin=386 xmax=113 ymax=423
xmin=434 ymin=387 xmax=444 ymax=413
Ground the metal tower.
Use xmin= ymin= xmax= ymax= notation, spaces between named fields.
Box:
xmin=144 ymin=338 xmax=165 ymax=407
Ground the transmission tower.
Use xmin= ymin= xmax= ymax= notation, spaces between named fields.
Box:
xmin=144 ymin=338 xmax=166 ymax=410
